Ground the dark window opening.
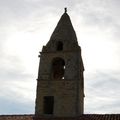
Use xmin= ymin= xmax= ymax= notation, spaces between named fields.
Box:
xmin=52 ymin=58 xmax=65 ymax=80
xmin=57 ymin=41 xmax=63 ymax=51
xmin=43 ymin=96 xmax=54 ymax=114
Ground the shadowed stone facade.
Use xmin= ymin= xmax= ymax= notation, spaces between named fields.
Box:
xmin=35 ymin=10 xmax=84 ymax=117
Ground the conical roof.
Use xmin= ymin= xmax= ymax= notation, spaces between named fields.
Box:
xmin=48 ymin=11 xmax=78 ymax=44
xmin=44 ymin=10 xmax=79 ymax=52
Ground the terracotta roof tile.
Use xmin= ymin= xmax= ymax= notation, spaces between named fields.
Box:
xmin=0 ymin=114 xmax=33 ymax=120
xmin=0 ymin=114 xmax=120 ymax=120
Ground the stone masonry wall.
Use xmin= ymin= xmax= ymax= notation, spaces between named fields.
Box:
xmin=36 ymin=80 xmax=77 ymax=117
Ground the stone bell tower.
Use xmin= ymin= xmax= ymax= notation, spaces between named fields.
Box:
xmin=35 ymin=9 xmax=84 ymax=118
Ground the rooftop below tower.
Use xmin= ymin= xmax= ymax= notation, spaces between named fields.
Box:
xmin=1 ymin=114 xmax=120 ymax=120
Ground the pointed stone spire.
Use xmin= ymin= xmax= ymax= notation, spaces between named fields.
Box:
xmin=43 ymin=9 xmax=79 ymax=52
xmin=49 ymin=9 xmax=78 ymax=44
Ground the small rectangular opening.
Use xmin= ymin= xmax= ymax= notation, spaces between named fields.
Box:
xmin=43 ymin=96 xmax=54 ymax=114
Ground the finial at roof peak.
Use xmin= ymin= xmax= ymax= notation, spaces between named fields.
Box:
xmin=64 ymin=7 xmax=67 ymax=13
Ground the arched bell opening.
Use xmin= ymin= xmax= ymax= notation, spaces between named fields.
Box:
xmin=52 ymin=57 xmax=65 ymax=80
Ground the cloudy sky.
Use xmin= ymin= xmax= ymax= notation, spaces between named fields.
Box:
xmin=0 ymin=0 xmax=120 ymax=114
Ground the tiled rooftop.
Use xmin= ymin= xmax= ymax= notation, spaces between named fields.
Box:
xmin=0 ymin=114 xmax=33 ymax=120
xmin=0 ymin=114 xmax=120 ymax=120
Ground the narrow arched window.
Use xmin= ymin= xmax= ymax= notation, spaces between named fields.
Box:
xmin=52 ymin=58 xmax=65 ymax=80
xmin=57 ymin=41 xmax=63 ymax=51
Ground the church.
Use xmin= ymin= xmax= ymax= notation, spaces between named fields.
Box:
xmin=0 ymin=9 xmax=120 ymax=120
xmin=35 ymin=7 xmax=84 ymax=117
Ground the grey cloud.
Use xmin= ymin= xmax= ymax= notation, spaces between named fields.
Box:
xmin=110 ymin=24 xmax=120 ymax=41
xmin=0 ymin=65 xmax=36 ymax=114
xmin=0 ymin=97 xmax=34 ymax=114
xmin=86 ymin=99 xmax=120 ymax=113
xmin=0 ymin=0 xmax=120 ymax=114
xmin=0 ymin=68 xmax=33 ymax=81
xmin=0 ymin=55 xmax=25 ymax=76
xmin=85 ymin=71 xmax=120 ymax=113
xmin=73 ymin=0 xmax=120 ymax=29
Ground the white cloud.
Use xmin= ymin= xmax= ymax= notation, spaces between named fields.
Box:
xmin=0 ymin=0 xmax=120 ymax=114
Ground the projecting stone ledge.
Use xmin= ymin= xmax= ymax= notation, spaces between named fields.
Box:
xmin=0 ymin=114 xmax=120 ymax=120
